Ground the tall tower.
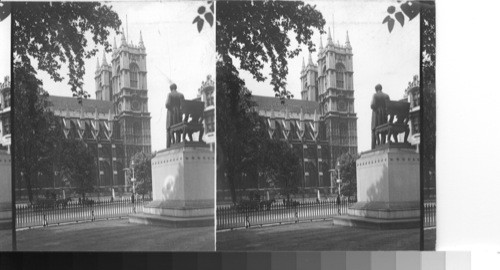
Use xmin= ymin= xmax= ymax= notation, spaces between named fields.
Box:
xmin=300 ymin=52 xmax=318 ymax=101
xmin=111 ymin=30 xmax=151 ymax=166
xmin=95 ymin=52 xmax=113 ymax=101
xmin=316 ymin=21 xmax=357 ymax=165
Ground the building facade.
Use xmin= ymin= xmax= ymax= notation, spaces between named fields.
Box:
xmin=219 ymin=23 xmax=358 ymax=195
xmin=197 ymin=75 xmax=215 ymax=150
xmin=47 ymin=31 xmax=151 ymax=190
xmin=0 ymin=76 xmax=10 ymax=153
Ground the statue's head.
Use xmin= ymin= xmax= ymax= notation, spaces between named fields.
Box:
xmin=375 ymin=84 xmax=382 ymax=92
xmin=170 ymin=83 xmax=177 ymax=91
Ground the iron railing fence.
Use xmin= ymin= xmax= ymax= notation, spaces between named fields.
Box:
xmin=217 ymin=200 xmax=437 ymax=230
xmin=216 ymin=199 xmax=352 ymax=230
xmin=16 ymin=198 xmax=151 ymax=229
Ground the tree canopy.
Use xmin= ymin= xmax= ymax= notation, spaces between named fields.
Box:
xmin=14 ymin=77 xmax=60 ymax=203
xmin=216 ymin=1 xmax=326 ymax=203
xmin=217 ymin=1 xmax=325 ymax=99
xmin=13 ymin=2 xmax=122 ymax=202
xmin=335 ymin=152 xmax=358 ymax=197
xmin=13 ymin=2 xmax=121 ymax=100
xmin=131 ymin=152 xmax=153 ymax=198
xmin=59 ymin=140 xmax=97 ymax=199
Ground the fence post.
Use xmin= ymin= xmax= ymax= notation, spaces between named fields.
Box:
xmin=43 ymin=213 xmax=48 ymax=227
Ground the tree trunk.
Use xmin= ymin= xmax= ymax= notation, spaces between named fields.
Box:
xmin=26 ymin=174 xmax=33 ymax=204
xmin=227 ymin=169 xmax=237 ymax=204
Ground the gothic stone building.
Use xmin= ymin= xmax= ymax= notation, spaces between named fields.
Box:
xmin=47 ymin=32 xmax=151 ymax=190
xmin=219 ymin=26 xmax=358 ymax=194
xmin=0 ymin=76 xmax=10 ymax=153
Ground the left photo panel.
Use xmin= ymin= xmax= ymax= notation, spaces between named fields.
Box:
xmin=11 ymin=1 xmax=215 ymax=251
xmin=0 ymin=2 xmax=12 ymax=251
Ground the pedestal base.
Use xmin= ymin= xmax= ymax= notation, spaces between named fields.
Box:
xmin=331 ymin=215 xmax=420 ymax=230
xmin=337 ymin=145 xmax=420 ymax=229
xmin=129 ymin=146 xmax=214 ymax=228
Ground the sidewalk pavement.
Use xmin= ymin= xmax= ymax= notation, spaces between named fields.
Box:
xmin=217 ymin=220 xmax=420 ymax=251
xmin=16 ymin=219 xmax=214 ymax=251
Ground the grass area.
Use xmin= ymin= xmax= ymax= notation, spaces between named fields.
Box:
xmin=16 ymin=219 xmax=214 ymax=251
xmin=217 ymin=221 xmax=420 ymax=251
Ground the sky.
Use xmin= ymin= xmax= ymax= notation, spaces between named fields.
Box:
xmin=38 ymin=1 xmax=215 ymax=152
xmin=0 ymin=12 xmax=10 ymax=79
xmin=238 ymin=0 xmax=420 ymax=152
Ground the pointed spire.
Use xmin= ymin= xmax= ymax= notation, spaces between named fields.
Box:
xmin=102 ymin=51 xmax=108 ymax=66
xmin=327 ymin=27 xmax=333 ymax=45
xmin=319 ymin=36 xmax=323 ymax=51
xmin=302 ymin=57 xmax=305 ymax=70
xmin=308 ymin=51 xmax=313 ymax=65
xmin=96 ymin=57 xmax=100 ymax=69
xmin=139 ymin=30 xmax=144 ymax=48
xmin=121 ymin=28 xmax=127 ymax=46
xmin=332 ymin=14 xmax=335 ymax=44
xmin=346 ymin=30 xmax=351 ymax=48
xmin=113 ymin=36 xmax=117 ymax=50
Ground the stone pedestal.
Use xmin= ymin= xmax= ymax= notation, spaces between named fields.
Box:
xmin=0 ymin=150 xmax=12 ymax=250
xmin=333 ymin=144 xmax=420 ymax=229
xmin=129 ymin=143 xmax=214 ymax=227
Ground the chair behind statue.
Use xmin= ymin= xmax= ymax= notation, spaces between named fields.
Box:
xmin=168 ymin=99 xmax=205 ymax=147
xmin=374 ymin=100 xmax=410 ymax=146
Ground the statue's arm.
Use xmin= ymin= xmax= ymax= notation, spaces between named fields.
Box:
xmin=166 ymin=95 xmax=171 ymax=110
xmin=370 ymin=95 xmax=376 ymax=110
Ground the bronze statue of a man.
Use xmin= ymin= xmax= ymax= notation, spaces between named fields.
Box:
xmin=166 ymin=83 xmax=185 ymax=147
xmin=371 ymin=84 xmax=390 ymax=149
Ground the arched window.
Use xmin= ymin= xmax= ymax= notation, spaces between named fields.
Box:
xmin=336 ymin=64 xmax=345 ymax=89
xmin=133 ymin=122 xmax=142 ymax=144
xmin=130 ymin=63 xmax=139 ymax=88
xmin=116 ymin=66 xmax=121 ymax=91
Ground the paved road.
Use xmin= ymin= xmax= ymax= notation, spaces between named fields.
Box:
xmin=16 ymin=219 xmax=214 ymax=251
xmin=217 ymin=220 xmax=420 ymax=251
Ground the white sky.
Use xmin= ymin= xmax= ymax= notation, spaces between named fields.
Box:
xmin=38 ymin=1 xmax=215 ymax=152
xmin=239 ymin=0 xmax=420 ymax=152
xmin=0 ymin=13 xmax=10 ymax=79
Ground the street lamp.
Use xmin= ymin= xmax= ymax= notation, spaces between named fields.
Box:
xmin=336 ymin=161 xmax=342 ymax=198
xmin=130 ymin=160 xmax=136 ymax=196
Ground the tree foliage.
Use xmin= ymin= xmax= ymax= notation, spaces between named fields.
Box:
xmin=13 ymin=2 xmax=121 ymax=100
xmin=383 ymin=0 xmax=422 ymax=33
xmin=13 ymin=2 xmax=121 ymax=202
xmin=216 ymin=1 xmax=325 ymax=203
xmin=217 ymin=1 xmax=325 ymax=99
xmin=59 ymin=140 xmax=97 ymax=199
xmin=131 ymin=152 xmax=153 ymax=197
xmin=420 ymin=1 xmax=436 ymax=198
xmin=14 ymin=76 xmax=60 ymax=203
xmin=193 ymin=1 xmax=214 ymax=32
xmin=335 ymin=152 xmax=358 ymax=197
xmin=216 ymin=62 xmax=261 ymax=203
xmin=259 ymin=138 xmax=302 ymax=200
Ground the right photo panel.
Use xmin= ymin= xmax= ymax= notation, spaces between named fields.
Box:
xmin=216 ymin=0 xmax=435 ymax=250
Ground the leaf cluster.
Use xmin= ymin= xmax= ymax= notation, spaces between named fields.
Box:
xmin=12 ymin=2 xmax=121 ymax=101
xmin=193 ymin=1 xmax=214 ymax=32
xmin=217 ymin=1 xmax=325 ymax=99
xmin=335 ymin=152 xmax=358 ymax=197
xmin=59 ymin=140 xmax=97 ymax=198
xmin=131 ymin=152 xmax=153 ymax=195
xmin=383 ymin=1 xmax=421 ymax=32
